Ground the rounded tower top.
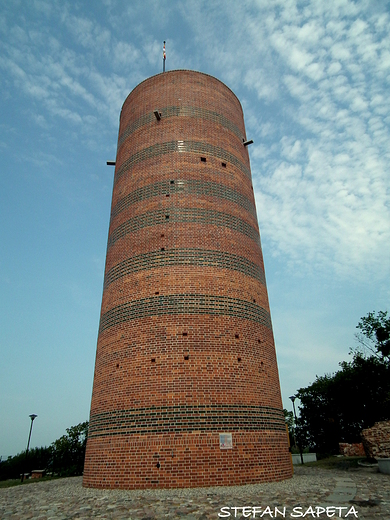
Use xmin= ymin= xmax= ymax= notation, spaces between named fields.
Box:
xmin=119 ymin=70 xmax=246 ymax=139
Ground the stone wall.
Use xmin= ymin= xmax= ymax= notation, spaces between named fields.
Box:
xmin=339 ymin=442 xmax=365 ymax=457
xmin=361 ymin=420 xmax=390 ymax=459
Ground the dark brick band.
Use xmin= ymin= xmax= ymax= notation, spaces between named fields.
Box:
xmin=118 ymin=105 xmax=244 ymax=148
xmin=88 ymin=404 xmax=286 ymax=437
xmin=111 ymin=179 xmax=257 ymax=220
xmin=99 ymin=294 xmax=271 ymax=333
xmin=108 ymin=208 xmax=259 ymax=249
xmin=115 ymin=141 xmax=251 ymax=184
xmin=104 ymin=248 xmax=265 ymax=288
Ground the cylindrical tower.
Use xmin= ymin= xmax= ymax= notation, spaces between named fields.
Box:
xmin=83 ymin=70 xmax=292 ymax=489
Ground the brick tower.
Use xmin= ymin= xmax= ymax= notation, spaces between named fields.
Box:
xmin=83 ymin=70 xmax=292 ymax=489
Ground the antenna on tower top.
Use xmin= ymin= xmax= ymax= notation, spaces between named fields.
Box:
xmin=163 ymin=41 xmax=166 ymax=72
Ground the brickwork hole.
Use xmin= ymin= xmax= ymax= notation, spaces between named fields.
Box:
xmin=235 ymin=334 xmax=239 ymax=339
xmin=222 ymin=162 xmax=227 ymax=167
xmin=184 ymin=355 xmax=189 ymax=360
xmin=151 ymin=358 xmax=156 ymax=363
xmin=200 ymin=157 xmax=206 ymax=162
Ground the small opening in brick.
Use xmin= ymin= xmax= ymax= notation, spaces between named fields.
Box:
xmin=116 ymin=363 xmax=119 ymax=368
xmin=184 ymin=355 xmax=189 ymax=360
xmin=170 ymin=180 xmax=175 ymax=184
xmin=200 ymin=157 xmax=206 ymax=162
xmin=165 ymin=215 xmax=169 ymax=219
xmin=237 ymin=357 xmax=241 ymax=362
xmin=161 ymin=233 xmax=165 ymax=237
xmin=235 ymin=334 xmax=239 ymax=339
xmin=253 ymin=299 xmax=256 ymax=303
xmin=151 ymin=358 xmax=156 ymax=363
xmin=221 ymin=162 xmax=226 ymax=167
xmin=182 ymin=332 xmax=188 ymax=336
xmin=155 ymin=291 xmax=159 ymax=295
xmin=258 ymin=339 xmax=261 ymax=343
xmin=156 ymin=462 xmax=160 ymax=469
xmin=161 ymin=247 xmax=165 ymax=251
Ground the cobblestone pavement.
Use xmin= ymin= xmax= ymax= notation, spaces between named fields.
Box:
xmin=0 ymin=466 xmax=389 ymax=519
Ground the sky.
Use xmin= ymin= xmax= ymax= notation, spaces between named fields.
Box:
xmin=0 ymin=0 xmax=389 ymax=458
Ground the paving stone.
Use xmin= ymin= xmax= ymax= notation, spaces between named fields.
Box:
xmin=0 ymin=467 xmax=389 ymax=519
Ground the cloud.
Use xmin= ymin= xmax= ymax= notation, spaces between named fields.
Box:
xmin=1 ymin=0 xmax=389 ymax=283
xmin=60 ymin=8 xmax=111 ymax=53
xmin=0 ymin=8 xmax=139 ymax=142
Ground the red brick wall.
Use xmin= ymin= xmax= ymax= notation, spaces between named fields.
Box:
xmin=361 ymin=420 xmax=390 ymax=459
xmin=83 ymin=70 xmax=292 ymax=489
xmin=339 ymin=442 xmax=366 ymax=457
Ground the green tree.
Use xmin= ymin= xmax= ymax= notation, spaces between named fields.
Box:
xmin=294 ymin=311 xmax=390 ymax=454
xmin=51 ymin=421 xmax=88 ymax=477
xmin=296 ymin=355 xmax=390 ymax=453
xmin=0 ymin=421 xmax=88 ymax=481
xmin=355 ymin=310 xmax=390 ymax=359
xmin=0 ymin=446 xmax=52 ymax=481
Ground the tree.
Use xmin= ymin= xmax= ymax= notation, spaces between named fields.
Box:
xmin=0 ymin=421 xmax=88 ymax=481
xmin=355 ymin=310 xmax=390 ymax=359
xmin=296 ymin=355 xmax=390 ymax=453
xmin=0 ymin=446 xmax=52 ymax=481
xmin=294 ymin=311 xmax=390 ymax=454
xmin=51 ymin=421 xmax=88 ymax=477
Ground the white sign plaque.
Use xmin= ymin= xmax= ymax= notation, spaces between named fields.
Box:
xmin=219 ymin=433 xmax=233 ymax=449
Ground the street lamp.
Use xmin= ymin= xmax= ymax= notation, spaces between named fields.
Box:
xmin=289 ymin=396 xmax=304 ymax=465
xmin=21 ymin=414 xmax=37 ymax=482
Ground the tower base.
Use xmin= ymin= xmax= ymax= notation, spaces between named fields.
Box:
xmin=83 ymin=430 xmax=292 ymax=489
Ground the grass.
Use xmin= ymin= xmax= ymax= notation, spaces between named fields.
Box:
xmin=0 ymin=476 xmax=61 ymax=489
xmin=303 ymin=456 xmax=371 ymax=470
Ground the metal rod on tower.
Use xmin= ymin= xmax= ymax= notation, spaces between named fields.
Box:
xmin=163 ymin=41 xmax=166 ymax=72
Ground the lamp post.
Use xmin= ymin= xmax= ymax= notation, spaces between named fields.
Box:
xmin=289 ymin=396 xmax=304 ymax=465
xmin=21 ymin=414 xmax=37 ymax=482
